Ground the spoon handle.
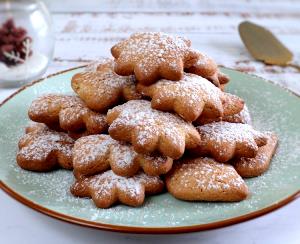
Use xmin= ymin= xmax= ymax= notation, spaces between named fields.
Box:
xmin=288 ymin=63 xmax=300 ymax=72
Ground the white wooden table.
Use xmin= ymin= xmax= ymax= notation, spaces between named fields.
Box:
xmin=1 ymin=1 xmax=299 ymax=243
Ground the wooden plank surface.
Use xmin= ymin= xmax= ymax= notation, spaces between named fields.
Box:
xmin=44 ymin=0 xmax=300 ymax=14
xmin=1 ymin=0 xmax=300 ymax=96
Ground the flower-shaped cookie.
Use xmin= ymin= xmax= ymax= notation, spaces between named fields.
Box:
xmin=233 ymin=132 xmax=278 ymax=177
xmin=137 ymin=73 xmax=244 ymax=122
xmin=73 ymin=134 xmax=173 ymax=177
xmin=71 ymin=59 xmax=141 ymax=112
xmin=107 ymin=100 xmax=201 ymax=159
xmin=198 ymin=104 xmax=252 ymax=125
xmin=70 ymin=170 xmax=164 ymax=208
xmin=193 ymin=122 xmax=268 ymax=162
xmin=26 ymin=121 xmax=93 ymax=140
xmin=166 ymin=157 xmax=249 ymax=202
xmin=17 ymin=123 xmax=74 ymax=171
xmin=185 ymin=51 xmax=229 ymax=87
xmin=111 ymin=32 xmax=199 ymax=85
xmin=28 ymin=94 xmax=108 ymax=134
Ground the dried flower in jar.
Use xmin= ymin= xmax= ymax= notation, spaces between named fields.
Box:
xmin=0 ymin=18 xmax=33 ymax=66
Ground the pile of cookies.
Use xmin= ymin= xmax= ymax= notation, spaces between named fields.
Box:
xmin=16 ymin=32 xmax=278 ymax=208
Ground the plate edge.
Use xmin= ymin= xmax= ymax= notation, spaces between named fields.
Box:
xmin=1 ymin=180 xmax=299 ymax=234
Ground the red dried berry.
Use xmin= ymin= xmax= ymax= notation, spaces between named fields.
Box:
xmin=0 ymin=18 xmax=32 ymax=66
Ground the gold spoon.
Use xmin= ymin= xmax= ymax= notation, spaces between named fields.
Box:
xmin=238 ymin=21 xmax=300 ymax=71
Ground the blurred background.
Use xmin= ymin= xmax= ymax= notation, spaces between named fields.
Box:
xmin=0 ymin=0 xmax=300 ymax=98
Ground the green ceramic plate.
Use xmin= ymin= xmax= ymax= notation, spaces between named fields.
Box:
xmin=0 ymin=67 xmax=300 ymax=234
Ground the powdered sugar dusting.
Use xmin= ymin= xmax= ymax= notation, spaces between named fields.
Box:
xmin=29 ymin=94 xmax=107 ymax=133
xmin=110 ymin=143 xmax=137 ymax=169
xmin=141 ymin=73 xmax=223 ymax=112
xmin=112 ymin=32 xmax=193 ymax=76
xmin=174 ymin=157 xmax=245 ymax=191
xmin=30 ymin=94 xmax=85 ymax=114
xmin=197 ymin=121 xmax=265 ymax=148
xmin=73 ymin=134 xmax=170 ymax=176
xmin=87 ymin=170 xmax=162 ymax=198
xmin=223 ymin=104 xmax=252 ymax=124
xmin=84 ymin=58 xmax=113 ymax=72
xmin=108 ymin=100 xmax=199 ymax=156
xmin=73 ymin=135 xmax=114 ymax=167
xmin=18 ymin=130 xmax=74 ymax=162
xmin=75 ymin=60 xmax=138 ymax=99
xmin=234 ymin=132 xmax=278 ymax=172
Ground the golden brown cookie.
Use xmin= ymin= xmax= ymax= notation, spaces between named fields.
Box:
xmin=197 ymin=104 xmax=251 ymax=125
xmin=223 ymin=104 xmax=252 ymax=124
xmin=28 ymin=94 xmax=108 ymax=134
xmin=221 ymin=93 xmax=245 ymax=118
xmin=107 ymin=100 xmax=201 ymax=159
xmin=166 ymin=157 xmax=249 ymax=202
xmin=17 ymin=124 xmax=74 ymax=171
xmin=192 ymin=122 xmax=268 ymax=162
xmin=73 ymin=134 xmax=173 ymax=177
xmin=185 ymin=51 xmax=229 ymax=87
xmin=220 ymin=83 xmax=227 ymax=92
xmin=25 ymin=122 xmax=49 ymax=134
xmin=71 ymin=59 xmax=141 ymax=112
xmin=26 ymin=121 xmax=92 ymax=140
xmin=111 ymin=32 xmax=199 ymax=85
xmin=137 ymin=73 xmax=244 ymax=122
xmin=233 ymin=132 xmax=278 ymax=177
xmin=70 ymin=170 xmax=164 ymax=208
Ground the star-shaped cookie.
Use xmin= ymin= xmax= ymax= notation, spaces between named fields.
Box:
xmin=17 ymin=123 xmax=74 ymax=171
xmin=111 ymin=32 xmax=199 ymax=85
xmin=193 ymin=122 xmax=268 ymax=162
xmin=185 ymin=51 xmax=229 ymax=87
xmin=232 ymin=132 xmax=278 ymax=177
xmin=107 ymin=100 xmax=201 ymax=159
xmin=71 ymin=59 xmax=141 ymax=112
xmin=137 ymin=73 xmax=244 ymax=122
xmin=73 ymin=134 xmax=173 ymax=177
xmin=28 ymin=94 xmax=108 ymax=134
xmin=70 ymin=170 xmax=164 ymax=208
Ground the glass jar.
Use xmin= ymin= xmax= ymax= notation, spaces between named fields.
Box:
xmin=0 ymin=0 xmax=54 ymax=87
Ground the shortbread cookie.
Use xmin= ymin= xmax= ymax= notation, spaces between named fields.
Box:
xmin=233 ymin=132 xmax=278 ymax=177
xmin=192 ymin=122 xmax=267 ymax=162
xmin=73 ymin=134 xmax=173 ymax=177
xmin=137 ymin=73 xmax=244 ymax=122
xmin=85 ymin=58 xmax=113 ymax=73
xmin=28 ymin=94 xmax=108 ymax=134
xmin=25 ymin=122 xmax=49 ymax=134
xmin=185 ymin=51 xmax=229 ymax=87
xmin=26 ymin=122 xmax=91 ymax=140
xmin=221 ymin=92 xmax=245 ymax=118
xmin=111 ymin=32 xmax=199 ymax=85
xmin=17 ymin=124 xmax=74 ymax=171
xmin=220 ymin=83 xmax=227 ymax=92
xmin=166 ymin=157 xmax=249 ymax=202
xmin=198 ymin=104 xmax=251 ymax=125
xmin=107 ymin=100 xmax=201 ymax=159
xmin=71 ymin=59 xmax=141 ymax=112
xmin=223 ymin=104 xmax=252 ymax=124
xmin=70 ymin=170 xmax=164 ymax=208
